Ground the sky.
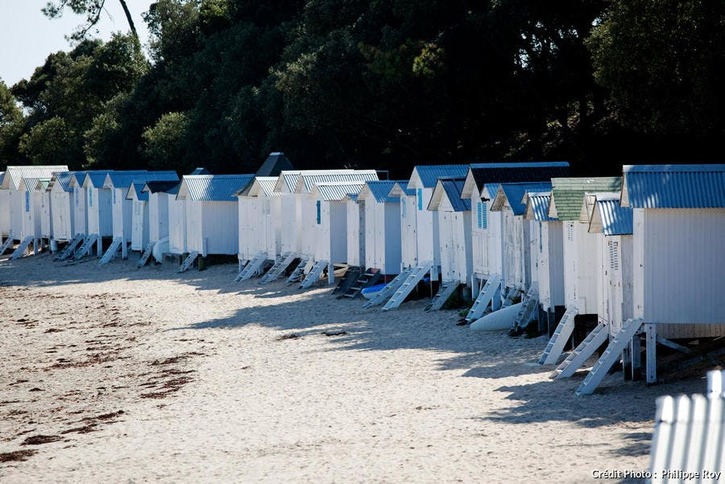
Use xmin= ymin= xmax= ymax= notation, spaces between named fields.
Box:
xmin=0 ymin=0 xmax=153 ymax=87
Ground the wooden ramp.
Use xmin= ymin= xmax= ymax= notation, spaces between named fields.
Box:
xmin=361 ymin=268 xmax=412 ymax=309
xmin=55 ymin=233 xmax=84 ymax=261
xmin=382 ymin=262 xmax=432 ymax=311
xmin=425 ymin=281 xmax=459 ymax=312
xmin=177 ymin=251 xmax=199 ymax=273
xmin=538 ymin=306 xmax=578 ymax=365
xmin=465 ymin=274 xmax=501 ymax=323
xmin=575 ymin=318 xmax=644 ymax=396
xmin=99 ymin=237 xmax=124 ymax=265
xmin=235 ymin=252 xmax=267 ymax=282
xmin=299 ymin=260 xmax=328 ymax=289
xmin=137 ymin=242 xmax=155 ymax=268
xmin=73 ymin=234 xmax=99 ymax=260
xmin=339 ymin=268 xmax=382 ymax=299
xmin=0 ymin=232 xmax=14 ymax=256
xmin=261 ymin=252 xmax=296 ymax=284
xmin=550 ymin=322 xmax=609 ymax=380
xmin=10 ymin=236 xmax=34 ymax=260
xmin=510 ymin=284 xmax=539 ymax=333
xmin=286 ymin=256 xmax=310 ymax=284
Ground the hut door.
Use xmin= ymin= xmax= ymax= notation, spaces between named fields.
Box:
xmin=608 ymin=239 xmax=623 ymax=333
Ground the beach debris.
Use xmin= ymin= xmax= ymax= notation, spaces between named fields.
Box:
xmin=0 ymin=450 xmax=37 ymax=462
xmin=276 ymin=333 xmax=301 ymax=341
xmin=20 ymin=435 xmax=63 ymax=446
xmin=321 ymin=330 xmax=348 ymax=337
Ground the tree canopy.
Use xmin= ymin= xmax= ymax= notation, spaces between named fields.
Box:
xmin=2 ymin=0 xmax=724 ymax=175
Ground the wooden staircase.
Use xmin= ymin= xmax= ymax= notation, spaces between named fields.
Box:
xmin=338 ymin=268 xmax=382 ymax=299
xmin=177 ymin=251 xmax=199 ymax=273
xmin=10 ymin=236 xmax=33 ymax=260
xmin=550 ymin=322 xmax=609 ymax=380
xmin=261 ymin=252 xmax=296 ymax=284
xmin=362 ymin=267 xmax=412 ymax=309
xmin=299 ymin=259 xmax=328 ymax=289
xmin=538 ymin=306 xmax=578 ymax=365
xmin=465 ymin=274 xmax=501 ymax=323
xmin=55 ymin=233 xmax=84 ymax=261
xmin=0 ymin=232 xmax=14 ymax=256
xmin=425 ymin=281 xmax=460 ymax=311
xmin=99 ymin=237 xmax=123 ymax=265
xmin=137 ymin=242 xmax=155 ymax=268
xmin=382 ymin=262 xmax=432 ymax=311
xmin=73 ymin=234 xmax=99 ymax=260
xmin=235 ymin=252 xmax=267 ymax=282
xmin=510 ymin=285 xmax=539 ymax=334
xmin=576 ymin=318 xmax=644 ymax=396
xmin=286 ymin=256 xmax=310 ymax=284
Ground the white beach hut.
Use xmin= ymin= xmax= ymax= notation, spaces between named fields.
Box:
xmin=358 ymin=180 xmax=403 ymax=276
xmin=127 ymin=182 xmax=150 ymax=252
xmin=388 ymin=181 xmax=417 ymax=271
xmin=0 ymin=165 xmax=68 ymax=256
xmin=15 ymin=177 xmax=48 ymax=256
xmin=48 ymin=171 xmax=78 ymax=245
xmin=522 ymin=191 xmax=565 ymax=330
xmin=234 ymin=176 xmax=280 ymax=280
xmin=100 ymin=171 xmax=179 ymax=264
xmin=344 ymin=192 xmax=365 ymax=269
xmin=175 ymin=174 xmax=254 ymax=270
xmin=458 ymin=162 xmax=569 ymax=323
xmin=140 ymin=180 xmax=182 ymax=263
xmin=37 ymin=179 xmax=53 ymax=244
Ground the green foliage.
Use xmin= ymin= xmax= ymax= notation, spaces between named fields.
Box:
xmin=141 ymin=111 xmax=191 ymax=171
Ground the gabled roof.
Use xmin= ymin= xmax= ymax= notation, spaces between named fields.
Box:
xmin=142 ymin=180 xmax=181 ymax=194
xmin=48 ymin=171 xmax=79 ymax=192
xmin=236 ymin=176 xmax=278 ymax=197
xmin=523 ymin=192 xmax=556 ymax=221
xmin=82 ymin=171 xmax=114 ymax=189
xmin=126 ymin=182 xmax=149 ymax=201
xmin=589 ymin=193 xmax=633 ymax=235
xmin=103 ymin=171 xmax=179 ymax=190
xmin=1 ymin=165 xmax=69 ymax=190
xmin=549 ymin=177 xmax=622 ymax=221
xmin=428 ymin=177 xmax=470 ymax=212
xmin=358 ymin=180 xmax=405 ymax=203
xmin=273 ymin=170 xmax=355 ymax=193
xmin=491 ymin=182 xmax=553 ymax=216
xmin=311 ymin=181 xmax=366 ymax=201
xmin=408 ymin=164 xmax=469 ymax=189
xmin=19 ymin=177 xmax=51 ymax=192
xmin=177 ymin=174 xmax=255 ymax=201
xmin=461 ymin=161 xmax=570 ymax=199
xmin=387 ymin=181 xmax=415 ymax=198
xmin=621 ymin=164 xmax=725 ymax=208
xmin=255 ymin=152 xmax=294 ymax=177
xmin=294 ymin=170 xmax=379 ymax=193
xmin=191 ymin=167 xmax=211 ymax=175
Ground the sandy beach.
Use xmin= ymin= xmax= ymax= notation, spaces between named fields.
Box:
xmin=0 ymin=252 xmax=708 ymax=483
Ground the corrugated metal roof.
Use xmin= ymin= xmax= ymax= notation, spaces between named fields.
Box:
xmin=273 ymin=170 xmax=357 ymax=193
xmin=83 ymin=171 xmax=114 ymax=189
xmin=524 ymin=192 xmax=555 ymax=221
xmin=126 ymin=182 xmax=149 ymax=201
xmin=20 ymin=177 xmax=49 ymax=191
xmin=590 ymin=195 xmax=633 ymax=235
xmin=295 ymin=170 xmax=379 ymax=193
xmin=104 ymin=170 xmax=179 ymax=189
xmin=1 ymin=165 xmax=69 ymax=190
xmin=387 ymin=181 xmax=415 ymax=198
xmin=428 ymin=177 xmax=470 ymax=212
xmin=461 ymin=161 xmax=570 ymax=198
xmin=549 ymin=177 xmax=622 ymax=221
xmin=236 ymin=177 xmax=278 ymax=197
xmin=48 ymin=171 xmax=78 ymax=192
xmin=178 ymin=174 xmax=255 ymax=201
xmin=313 ymin=181 xmax=367 ymax=201
xmin=491 ymin=182 xmax=552 ymax=215
xmin=359 ymin=180 xmax=405 ymax=203
xmin=408 ymin=164 xmax=469 ymax=189
xmin=622 ymin=164 xmax=725 ymax=208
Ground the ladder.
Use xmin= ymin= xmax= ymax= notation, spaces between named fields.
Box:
xmin=511 ymin=285 xmax=539 ymax=333
xmin=0 ymin=232 xmax=14 ymax=256
xmin=425 ymin=281 xmax=460 ymax=311
xmin=339 ymin=268 xmax=382 ymax=299
xmin=235 ymin=252 xmax=267 ymax=282
xmin=551 ymin=322 xmax=609 ymax=380
xmin=177 ymin=251 xmax=199 ymax=273
xmin=56 ymin=233 xmax=84 ymax=260
xmin=576 ymin=318 xmax=644 ymax=396
xmin=99 ymin=237 xmax=123 ymax=265
xmin=299 ymin=260 xmax=328 ymax=289
xmin=286 ymin=256 xmax=310 ymax=284
xmin=10 ymin=236 xmax=33 ymax=260
xmin=538 ymin=306 xmax=578 ymax=365
xmin=362 ymin=268 xmax=412 ymax=309
xmin=137 ymin=242 xmax=156 ymax=268
xmin=465 ymin=274 xmax=501 ymax=323
xmin=333 ymin=266 xmax=361 ymax=296
xmin=382 ymin=262 xmax=432 ymax=311
xmin=73 ymin=234 xmax=99 ymax=260
xmin=261 ymin=252 xmax=296 ymax=283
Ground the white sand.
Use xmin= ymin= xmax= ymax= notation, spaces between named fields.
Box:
xmin=0 ymin=252 xmax=707 ymax=483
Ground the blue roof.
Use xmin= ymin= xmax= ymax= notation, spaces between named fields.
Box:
xmin=364 ymin=180 xmax=405 ymax=203
xmin=127 ymin=182 xmax=149 ymax=201
xmin=84 ymin=171 xmax=114 ymax=188
xmin=429 ymin=177 xmax=470 ymax=212
xmin=593 ymin=197 xmax=633 ymax=235
xmin=180 ymin=174 xmax=255 ymax=201
xmin=50 ymin=171 xmax=77 ymax=192
xmin=409 ymin=164 xmax=469 ymax=188
xmin=495 ymin=182 xmax=553 ymax=215
xmin=622 ymin=164 xmax=725 ymax=208
xmin=105 ymin=171 xmax=179 ymax=189
xmin=526 ymin=192 xmax=556 ymax=221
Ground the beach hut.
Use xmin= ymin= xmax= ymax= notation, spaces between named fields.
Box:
xmin=234 ymin=176 xmax=281 ymax=281
xmin=134 ymin=180 xmax=182 ymax=266
xmin=425 ymin=177 xmax=472 ymax=310
xmin=345 ymin=193 xmax=365 ymax=269
xmin=522 ymin=191 xmax=565 ymax=331
xmin=358 ymin=180 xmax=403 ymax=277
xmin=388 ymin=181 xmax=417 ymax=271
xmin=99 ymin=171 xmax=179 ymax=264
xmin=175 ymin=174 xmax=254 ymax=271
xmin=0 ymin=171 xmax=8 ymax=247
xmin=48 ymin=171 xmax=78 ymax=245
xmin=13 ymin=177 xmax=48 ymax=257
xmin=458 ymin=162 xmax=570 ymax=323
xmin=126 ymin=182 xmax=150 ymax=253
xmin=0 ymin=165 xmax=68 ymax=256
xmin=37 ymin=179 xmax=53 ymax=245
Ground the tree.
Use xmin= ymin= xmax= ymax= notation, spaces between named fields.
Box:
xmin=43 ymin=0 xmax=140 ymax=42
xmin=140 ymin=111 xmax=192 ymax=172
xmin=0 ymin=81 xmax=25 ymax=165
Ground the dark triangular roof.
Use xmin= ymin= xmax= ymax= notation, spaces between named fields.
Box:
xmin=256 ymin=152 xmax=294 ymax=177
